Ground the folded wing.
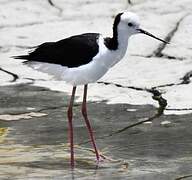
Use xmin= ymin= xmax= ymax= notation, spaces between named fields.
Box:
xmin=13 ymin=33 xmax=100 ymax=68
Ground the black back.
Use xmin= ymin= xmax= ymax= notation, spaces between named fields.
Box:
xmin=14 ymin=33 xmax=100 ymax=68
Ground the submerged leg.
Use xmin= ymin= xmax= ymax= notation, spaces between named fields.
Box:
xmin=81 ymin=84 xmax=100 ymax=162
xmin=67 ymin=86 xmax=76 ymax=168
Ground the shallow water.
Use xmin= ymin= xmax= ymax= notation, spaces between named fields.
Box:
xmin=0 ymin=85 xmax=192 ymax=180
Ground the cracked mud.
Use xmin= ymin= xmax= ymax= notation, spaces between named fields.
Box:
xmin=150 ymin=14 xmax=189 ymax=59
xmin=0 ymin=0 xmax=192 ymax=179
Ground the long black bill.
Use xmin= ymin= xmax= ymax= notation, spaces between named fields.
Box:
xmin=137 ymin=28 xmax=169 ymax=44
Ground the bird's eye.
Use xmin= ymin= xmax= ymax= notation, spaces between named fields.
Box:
xmin=128 ymin=22 xmax=133 ymax=27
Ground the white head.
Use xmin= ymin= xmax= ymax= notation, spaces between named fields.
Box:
xmin=118 ymin=12 xmax=140 ymax=35
xmin=114 ymin=11 xmax=168 ymax=43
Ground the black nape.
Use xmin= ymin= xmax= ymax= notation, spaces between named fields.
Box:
xmin=104 ymin=13 xmax=123 ymax=50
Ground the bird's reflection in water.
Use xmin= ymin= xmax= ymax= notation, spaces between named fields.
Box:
xmin=69 ymin=165 xmax=99 ymax=180
xmin=0 ymin=138 xmax=128 ymax=179
xmin=68 ymin=152 xmax=128 ymax=180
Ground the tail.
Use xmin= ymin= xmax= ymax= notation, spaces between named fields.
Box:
xmin=12 ymin=55 xmax=29 ymax=60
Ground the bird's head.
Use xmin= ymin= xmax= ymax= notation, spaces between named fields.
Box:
xmin=115 ymin=11 xmax=168 ymax=44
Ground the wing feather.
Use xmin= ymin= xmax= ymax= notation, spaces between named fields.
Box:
xmin=14 ymin=33 xmax=100 ymax=68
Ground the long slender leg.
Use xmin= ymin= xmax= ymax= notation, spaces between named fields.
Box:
xmin=67 ymin=86 xmax=76 ymax=168
xmin=81 ymin=84 xmax=100 ymax=162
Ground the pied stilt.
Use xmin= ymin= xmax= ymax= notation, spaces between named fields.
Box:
xmin=13 ymin=11 xmax=168 ymax=168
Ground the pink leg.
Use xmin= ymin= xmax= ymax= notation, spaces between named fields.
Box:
xmin=81 ymin=84 xmax=100 ymax=162
xmin=67 ymin=86 xmax=76 ymax=168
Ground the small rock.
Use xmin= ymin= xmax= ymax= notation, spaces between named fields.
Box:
xmin=143 ymin=121 xmax=152 ymax=124
xmin=161 ymin=120 xmax=171 ymax=126
xmin=126 ymin=108 xmax=137 ymax=112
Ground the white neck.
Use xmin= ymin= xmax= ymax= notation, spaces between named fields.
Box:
xmin=116 ymin=26 xmax=131 ymax=53
xmin=108 ymin=26 xmax=131 ymax=67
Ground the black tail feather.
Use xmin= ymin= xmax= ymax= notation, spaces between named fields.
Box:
xmin=12 ymin=55 xmax=29 ymax=60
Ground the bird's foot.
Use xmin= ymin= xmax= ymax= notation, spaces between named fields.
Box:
xmin=95 ymin=153 xmax=120 ymax=164
xmin=98 ymin=154 xmax=122 ymax=163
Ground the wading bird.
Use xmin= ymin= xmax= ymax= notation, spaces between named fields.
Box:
xmin=13 ymin=11 xmax=168 ymax=168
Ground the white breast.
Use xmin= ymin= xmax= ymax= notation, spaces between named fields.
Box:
xmin=95 ymin=36 xmax=128 ymax=69
xmin=62 ymin=36 xmax=128 ymax=85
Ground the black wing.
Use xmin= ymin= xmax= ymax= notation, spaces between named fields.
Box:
xmin=14 ymin=33 xmax=100 ymax=68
